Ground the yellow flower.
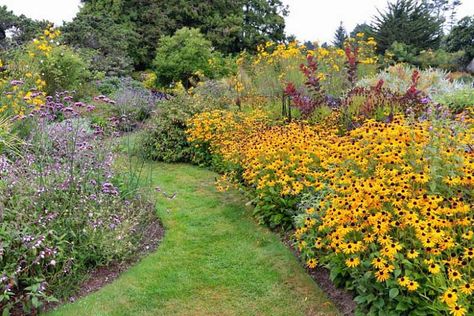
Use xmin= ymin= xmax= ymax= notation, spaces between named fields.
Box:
xmin=372 ymin=258 xmax=387 ymax=269
xmin=428 ymin=263 xmax=441 ymax=274
xmin=459 ymin=282 xmax=473 ymax=295
xmin=397 ymin=276 xmax=410 ymax=287
xmin=441 ymin=289 xmax=458 ymax=307
xmin=305 ymin=207 xmax=315 ymax=215
xmin=407 ymin=250 xmax=419 ymax=259
xmin=307 ymin=258 xmax=318 ymax=269
xmin=374 ymin=269 xmax=390 ymax=282
xmin=449 ymin=305 xmax=467 ymax=316
xmin=345 ymin=257 xmax=360 ymax=268
xmin=448 ymin=269 xmax=462 ymax=282
xmin=406 ymin=280 xmax=419 ymax=291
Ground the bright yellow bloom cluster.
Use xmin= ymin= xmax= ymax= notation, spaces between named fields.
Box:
xmin=0 ymin=28 xmax=58 ymax=117
xmin=187 ymin=108 xmax=473 ymax=314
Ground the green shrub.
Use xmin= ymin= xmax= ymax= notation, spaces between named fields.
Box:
xmin=153 ymin=27 xmax=234 ymax=88
xmin=138 ymin=89 xmax=229 ymax=162
xmin=38 ymin=45 xmax=92 ymax=96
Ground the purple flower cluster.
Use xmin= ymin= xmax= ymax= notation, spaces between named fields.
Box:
xmin=94 ymin=95 xmax=116 ymax=105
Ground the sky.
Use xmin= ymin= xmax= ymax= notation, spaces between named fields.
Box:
xmin=0 ymin=0 xmax=473 ymax=44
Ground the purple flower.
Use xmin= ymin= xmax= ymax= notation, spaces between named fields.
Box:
xmin=102 ymin=182 xmax=119 ymax=195
xmin=10 ymin=79 xmax=24 ymax=86
xmin=420 ymin=97 xmax=431 ymax=104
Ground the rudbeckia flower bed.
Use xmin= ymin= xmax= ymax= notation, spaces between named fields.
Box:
xmin=187 ymin=108 xmax=473 ymax=315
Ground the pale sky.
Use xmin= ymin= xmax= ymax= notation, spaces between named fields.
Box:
xmin=1 ymin=0 xmax=473 ymax=44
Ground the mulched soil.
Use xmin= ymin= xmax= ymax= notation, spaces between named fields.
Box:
xmin=281 ymin=232 xmax=356 ymax=316
xmin=42 ymin=217 xmax=164 ymax=314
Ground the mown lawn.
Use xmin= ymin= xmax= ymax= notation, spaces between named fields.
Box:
xmin=48 ymin=162 xmax=339 ymax=316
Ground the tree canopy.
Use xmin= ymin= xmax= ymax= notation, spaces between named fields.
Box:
xmin=65 ymin=0 xmax=288 ymax=70
xmin=446 ymin=15 xmax=474 ymax=66
xmin=0 ymin=6 xmax=48 ymax=50
xmin=371 ymin=0 xmax=443 ymax=53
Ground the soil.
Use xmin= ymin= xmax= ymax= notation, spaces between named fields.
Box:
xmin=281 ymin=233 xmax=356 ymax=316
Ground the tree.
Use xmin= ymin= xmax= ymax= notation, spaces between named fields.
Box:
xmin=66 ymin=0 xmax=288 ymax=70
xmin=62 ymin=12 xmax=139 ymax=76
xmin=153 ymin=28 xmax=215 ymax=88
xmin=422 ymin=0 xmax=461 ymax=29
xmin=446 ymin=16 xmax=474 ymax=66
xmin=0 ymin=6 xmax=48 ymax=50
xmin=350 ymin=23 xmax=373 ymax=38
xmin=333 ymin=22 xmax=348 ymax=48
xmin=372 ymin=0 xmax=443 ymax=53
xmin=303 ymin=40 xmax=316 ymax=50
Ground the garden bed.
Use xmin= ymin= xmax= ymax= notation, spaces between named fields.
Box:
xmin=42 ymin=218 xmax=164 ymax=314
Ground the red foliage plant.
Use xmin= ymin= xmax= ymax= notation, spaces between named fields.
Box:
xmin=284 ymin=54 xmax=326 ymax=118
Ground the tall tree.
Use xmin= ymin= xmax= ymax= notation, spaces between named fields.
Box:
xmin=446 ymin=16 xmax=474 ymax=66
xmin=372 ymin=0 xmax=443 ymax=53
xmin=333 ymin=22 xmax=348 ymax=48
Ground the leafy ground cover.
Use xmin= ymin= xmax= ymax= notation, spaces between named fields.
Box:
xmin=49 ymin=162 xmax=340 ymax=316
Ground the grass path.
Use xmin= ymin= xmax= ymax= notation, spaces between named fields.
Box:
xmin=49 ymin=163 xmax=339 ymax=316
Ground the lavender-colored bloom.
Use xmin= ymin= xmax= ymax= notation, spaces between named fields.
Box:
xmin=10 ymin=79 xmax=24 ymax=86
xmin=102 ymin=182 xmax=119 ymax=195
xmin=420 ymin=97 xmax=431 ymax=104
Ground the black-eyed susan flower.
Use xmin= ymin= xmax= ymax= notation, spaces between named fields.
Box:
xmin=441 ymin=289 xmax=458 ymax=307
xmin=406 ymin=280 xmax=419 ymax=292
xmin=306 ymin=258 xmax=318 ymax=269
xmin=345 ymin=257 xmax=360 ymax=268
xmin=459 ymin=282 xmax=473 ymax=295
xmin=449 ymin=304 xmax=467 ymax=316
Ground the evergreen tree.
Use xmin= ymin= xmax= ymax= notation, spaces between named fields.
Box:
xmin=446 ymin=16 xmax=474 ymax=66
xmin=333 ymin=22 xmax=347 ymax=48
xmin=303 ymin=40 xmax=315 ymax=50
xmin=372 ymin=0 xmax=443 ymax=53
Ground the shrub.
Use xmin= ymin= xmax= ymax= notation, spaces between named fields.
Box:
xmin=4 ymin=26 xmax=92 ymax=98
xmin=357 ymin=64 xmax=467 ymax=98
xmin=446 ymin=16 xmax=474 ymax=67
xmin=0 ymin=57 xmax=46 ymax=118
xmin=294 ymin=114 xmax=473 ymax=315
xmin=138 ymin=89 xmax=228 ymax=162
xmin=153 ymin=27 xmax=233 ymax=88
xmin=37 ymin=45 xmax=91 ymax=97
xmin=109 ymin=78 xmax=158 ymax=132
xmin=416 ymin=49 xmax=465 ymax=71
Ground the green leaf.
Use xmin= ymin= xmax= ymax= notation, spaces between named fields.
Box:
xmin=32 ymin=296 xmax=41 ymax=308
xmin=389 ymin=288 xmax=399 ymax=299
xmin=396 ymin=301 xmax=409 ymax=311
xmin=2 ymin=306 xmax=10 ymax=316
xmin=354 ymin=295 xmax=366 ymax=304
